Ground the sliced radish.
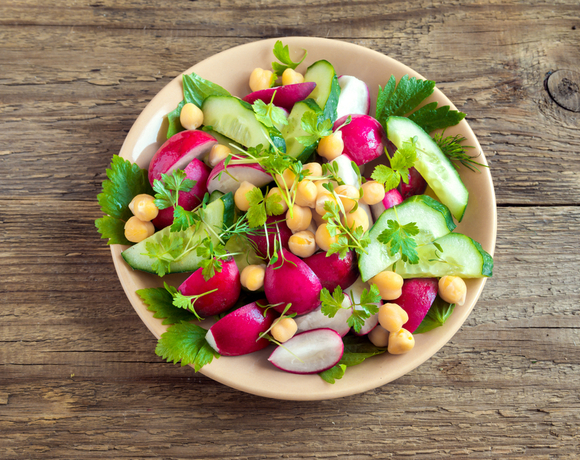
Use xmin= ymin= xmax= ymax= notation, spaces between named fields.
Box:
xmin=393 ymin=278 xmax=438 ymax=333
xmin=302 ymin=250 xmax=358 ymax=292
xmin=268 ymin=328 xmax=344 ymax=374
xmin=336 ymin=75 xmax=371 ymax=119
xmin=206 ymin=159 xmax=272 ymax=194
xmin=334 ymin=114 xmax=388 ymax=166
xmin=346 ymin=277 xmax=381 ymax=336
xmin=205 ymin=300 xmax=277 ymax=356
xmin=148 ymin=130 xmax=217 ymax=183
xmin=242 ymin=82 xmax=317 ymax=111
xmin=330 ymin=154 xmax=359 ymax=187
xmin=294 ymin=295 xmax=352 ymax=337
xmin=370 ymin=187 xmax=403 ymax=221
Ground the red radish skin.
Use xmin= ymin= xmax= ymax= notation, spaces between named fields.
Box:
xmin=268 ymin=328 xmax=344 ymax=374
xmin=242 ymin=82 xmax=317 ymax=111
xmin=399 ymin=167 xmax=428 ymax=199
xmin=205 ymin=300 xmax=277 ymax=356
xmin=206 ymin=159 xmax=272 ymax=194
xmin=333 ymin=114 xmax=388 ymax=166
xmin=247 ymin=216 xmax=292 ymax=259
xmin=393 ymin=278 xmax=438 ymax=333
xmin=336 ymin=75 xmax=371 ymax=119
xmin=177 ymin=257 xmax=241 ymax=317
xmin=370 ymin=188 xmax=403 ymax=221
xmin=152 ymin=158 xmax=211 ymax=229
xmin=264 ymin=249 xmax=323 ymax=316
xmin=148 ymin=130 xmax=217 ymax=184
xmin=302 ymin=250 xmax=358 ymax=292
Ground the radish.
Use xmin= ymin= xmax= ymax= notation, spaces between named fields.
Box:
xmin=151 ymin=158 xmax=211 ymax=229
xmin=205 ymin=300 xmax=277 ymax=356
xmin=206 ymin=158 xmax=272 ymax=194
xmin=347 ymin=277 xmax=381 ymax=335
xmin=370 ymin=187 xmax=404 ymax=221
xmin=336 ymin=75 xmax=371 ymax=119
xmin=264 ymin=249 xmax=322 ymax=316
xmin=302 ymin=250 xmax=358 ymax=292
xmin=333 ymin=114 xmax=388 ymax=166
xmin=294 ymin=296 xmax=352 ymax=337
xmin=242 ymin=82 xmax=317 ymax=111
xmin=399 ymin=166 xmax=428 ymax=199
xmin=247 ymin=216 xmax=293 ymax=259
xmin=393 ymin=278 xmax=438 ymax=333
xmin=148 ymin=129 xmax=217 ymax=184
xmin=268 ymin=328 xmax=344 ymax=374
xmin=178 ymin=257 xmax=241 ymax=317
xmin=330 ymin=154 xmax=359 ymax=187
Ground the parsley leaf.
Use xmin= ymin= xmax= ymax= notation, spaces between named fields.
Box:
xmin=252 ymin=96 xmax=289 ymax=129
xmin=272 ymin=40 xmax=308 ymax=77
xmin=320 ymin=284 xmax=381 ymax=334
xmin=136 ymin=287 xmax=195 ymax=325
xmin=245 ymin=186 xmax=285 ymax=228
xmin=155 ymin=322 xmax=219 ymax=371
xmin=152 ymin=170 xmax=201 ymax=233
xmin=296 ymin=111 xmax=333 ymax=146
xmin=377 ymin=219 xmax=420 ymax=264
xmin=96 ymin=155 xmax=153 ymax=245
xmin=144 ymin=234 xmax=185 ymax=277
xmin=320 ymin=286 xmax=346 ymax=318
xmin=371 ymin=136 xmax=417 ymax=190
xmin=196 ymin=238 xmax=228 ymax=281
xmin=321 ymin=198 xmax=370 ymax=258
xmin=414 ymin=296 xmax=455 ymax=334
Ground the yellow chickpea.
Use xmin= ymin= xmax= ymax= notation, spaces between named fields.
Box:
xmin=388 ymin=328 xmax=415 ymax=354
xmin=266 ymin=187 xmax=288 ymax=214
xmin=208 ymin=144 xmax=231 ymax=168
xmin=240 ymin=264 xmax=266 ymax=291
xmin=288 ymin=230 xmax=317 ymax=258
xmin=369 ymin=270 xmax=403 ymax=300
xmin=317 ymin=131 xmax=344 ymax=160
xmin=361 ymin=181 xmax=386 ymax=206
xmin=378 ymin=303 xmax=409 ymax=333
xmin=124 ymin=216 xmax=155 ymax=243
xmin=180 ymin=102 xmax=204 ymax=130
xmin=344 ymin=206 xmax=370 ymax=232
xmin=294 ymin=180 xmax=318 ymax=208
xmin=282 ymin=68 xmax=305 ymax=86
xmin=286 ymin=204 xmax=312 ymax=232
xmin=275 ymin=169 xmax=296 ymax=190
xmin=234 ymin=181 xmax=257 ymax=212
xmin=315 ymin=192 xmax=337 ymax=216
xmin=315 ymin=223 xmax=339 ymax=252
xmin=334 ymin=184 xmax=359 ymax=212
xmin=314 ymin=179 xmax=331 ymax=197
xmin=128 ymin=194 xmax=159 ymax=222
xmin=438 ymin=276 xmax=467 ymax=305
xmin=271 ymin=317 xmax=298 ymax=343
xmin=249 ymin=67 xmax=274 ymax=92
xmin=303 ymin=162 xmax=323 ymax=178
xmin=369 ymin=325 xmax=390 ymax=348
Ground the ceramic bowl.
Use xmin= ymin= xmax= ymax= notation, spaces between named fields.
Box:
xmin=112 ymin=37 xmax=497 ymax=400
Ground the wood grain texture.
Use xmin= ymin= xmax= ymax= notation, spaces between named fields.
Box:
xmin=1 ymin=0 xmax=580 ymax=459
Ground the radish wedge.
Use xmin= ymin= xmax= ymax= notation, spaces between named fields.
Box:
xmin=268 ymin=328 xmax=344 ymax=374
xmin=302 ymin=250 xmax=358 ymax=292
xmin=206 ymin=159 xmax=272 ymax=194
xmin=336 ymin=75 xmax=371 ymax=119
xmin=347 ymin=277 xmax=381 ymax=335
xmin=334 ymin=114 xmax=388 ymax=166
xmin=294 ymin=295 xmax=352 ymax=337
xmin=242 ymin=82 xmax=317 ymax=111
xmin=370 ymin=188 xmax=403 ymax=221
xmin=393 ymin=278 xmax=438 ymax=333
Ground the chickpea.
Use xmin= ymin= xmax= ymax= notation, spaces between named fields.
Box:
xmin=288 ymin=230 xmax=317 ymax=258
xmin=267 ymin=187 xmax=288 ymax=214
xmin=240 ymin=264 xmax=266 ymax=291
xmin=369 ymin=325 xmax=390 ymax=348
xmin=317 ymin=131 xmax=344 ymax=160
xmin=271 ymin=317 xmax=298 ymax=343
xmin=361 ymin=181 xmax=386 ymax=206
xmin=314 ymin=179 xmax=331 ymax=197
xmin=315 ymin=223 xmax=339 ymax=252
xmin=344 ymin=206 xmax=370 ymax=232
xmin=208 ymin=144 xmax=231 ymax=168
xmin=180 ymin=102 xmax=204 ymax=130
xmin=249 ymin=67 xmax=274 ymax=92
xmin=388 ymin=328 xmax=415 ymax=354
xmin=334 ymin=184 xmax=359 ymax=212
xmin=286 ymin=204 xmax=312 ymax=232
xmin=315 ymin=192 xmax=337 ymax=216
xmin=275 ymin=168 xmax=296 ymax=190
xmin=369 ymin=270 xmax=403 ymax=300
xmin=282 ymin=68 xmax=305 ymax=86
xmin=303 ymin=162 xmax=323 ymax=178
xmin=295 ymin=180 xmax=318 ymax=208
xmin=378 ymin=303 xmax=409 ymax=333
xmin=438 ymin=276 xmax=467 ymax=306
xmin=128 ymin=194 xmax=159 ymax=222
xmin=124 ymin=216 xmax=155 ymax=243
xmin=234 ymin=181 xmax=257 ymax=212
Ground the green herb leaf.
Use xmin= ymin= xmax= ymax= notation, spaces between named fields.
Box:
xmin=377 ymin=219 xmax=420 ymax=264
xmin=166 ymin=100 xmax=185 ymax=139
xmin=136 ymin=287 xmax=195 ymax=325
xmin=433 ymin=131 xmax=487 ymax=172
xmin=320 ymin=286 xmax=346 ymax=318
xmin=196 ymin=238 xmax=228 ymax=281
xmin=252 ymin=97 xmax=289 ymax=129
xmin=272 ymin=40 xmax=308 ymax=77
xmin=96 ymin=155 xmax=154 ymax=245
xmin=370 ymin=137 xmax=417 ymax=189
xmin=319 ymin=364 xmax=347 ymax=384
xmin=414 ymin=296 xmax=455 ymax=334
xmin=408 ymin=102 xmax=466 ymax=133
xmin=144 ymin=234 xmax=185 ymax=277
xmin=155 ymin=322 xmax=219 ymax=371
xmin=296 ymin=111 xmax=333 ymax=146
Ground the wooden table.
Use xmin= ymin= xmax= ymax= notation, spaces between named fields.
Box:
xmin=2 ymin=1 xmax=579 ymax=458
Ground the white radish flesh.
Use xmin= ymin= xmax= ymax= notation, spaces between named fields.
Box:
xmin=294 ymin=295 xmax=352 ymax=337
xmin=206 ymin=160 xmax=272 ymax=194
xmin=336 ymin=75 xmax=371 ymax=120
xmin=346 ymin=277 xmax=382 ymax=336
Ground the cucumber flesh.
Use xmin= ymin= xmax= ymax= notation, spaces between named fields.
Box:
xmin=122 ymin=193 xmax=234 ymax=274
xmin=386 ymin=116 xmax=469 ymax=222
xmin=304 ymin=60 xmax=340 ymax=122
xmin=393 ymin=233 xmax=493 ymax=278
xmin=281 ymin=98 xmax=321 ymax=162
xmin=202 ymin=95 xmax=286 ymax=153
xmin=358 ymin=195 xmax=456 ymax=282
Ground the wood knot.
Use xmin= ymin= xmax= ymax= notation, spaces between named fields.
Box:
xmin=545 ymin=70 xmax=580 ymax=112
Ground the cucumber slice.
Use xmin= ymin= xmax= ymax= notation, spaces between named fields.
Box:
xmin=386 ymin=116 xmax=469 ymax=222
xmin=393 ymin=233 xmax=493 ymax=278
xmin=358 ymin=195 xmax=456 ymax=282
xmin=304 ymin=60 xmax=340 ymax=122
xmin=281 ymin=98 xmax=321 ymax=162
xmin=202 ymin=95 xmax=286 ymax=153
xmin=122 ymin=193 xmax=234 ymax=274
xmin=224 ymin=235 xmax=264 ymax=277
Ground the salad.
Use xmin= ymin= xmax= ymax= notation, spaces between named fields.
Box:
xmin=96 ymin=40 xmax=493 ymax=383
